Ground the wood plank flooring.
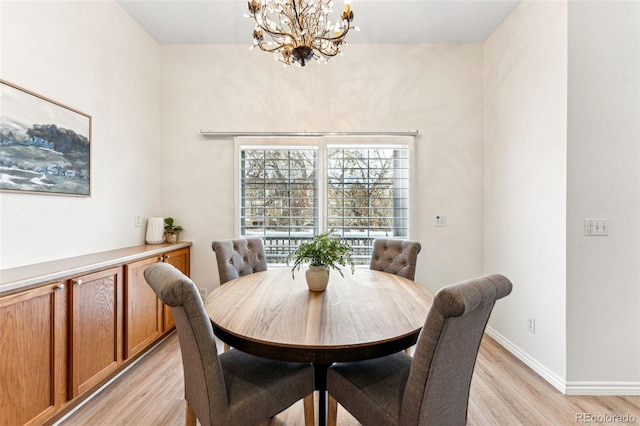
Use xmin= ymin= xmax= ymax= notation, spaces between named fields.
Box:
xmin=59 ymin=333 xmax=640 ymax=425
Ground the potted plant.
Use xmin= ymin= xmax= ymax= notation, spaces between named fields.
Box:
xmin=164 ymin=217 xmax=183 ymax=244
xmin=288 ymin=231 xmax=355 ymax=292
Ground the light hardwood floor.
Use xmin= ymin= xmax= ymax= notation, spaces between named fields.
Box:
xmin=59 ymin=333 xmax=640 ymax=426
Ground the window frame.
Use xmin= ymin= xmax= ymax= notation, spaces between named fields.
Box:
xmin=234 ymin=135 xmax=416 ymax=266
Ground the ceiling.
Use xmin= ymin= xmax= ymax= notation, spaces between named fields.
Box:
xmin=117 ymin=0 xmax=522 ymax=45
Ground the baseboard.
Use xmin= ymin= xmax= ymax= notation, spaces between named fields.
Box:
xmin=484 ymin=326 xmax=567 ymax=394
xmin=565 ymin=382 xmax=640 ymax=396
xmin=485 ymin=327 xmax=640 ymax=396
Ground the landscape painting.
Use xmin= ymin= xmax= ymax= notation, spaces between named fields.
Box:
xmin=0 ymin=80 xmax=91 ymax=196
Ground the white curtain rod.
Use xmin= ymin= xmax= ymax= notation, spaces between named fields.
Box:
xmin=200 ymin=130 xmax=419 ymax=138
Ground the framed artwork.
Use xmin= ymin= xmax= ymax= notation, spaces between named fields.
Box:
xmin=0 ymin=79 xmax=91 ymax=196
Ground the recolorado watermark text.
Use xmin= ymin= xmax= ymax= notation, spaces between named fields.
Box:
xmin=576 ymin=413 xmax=638 ymax=424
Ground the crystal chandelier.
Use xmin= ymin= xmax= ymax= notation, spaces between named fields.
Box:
xmin=247 ymin=0 xmax=357 ymax=67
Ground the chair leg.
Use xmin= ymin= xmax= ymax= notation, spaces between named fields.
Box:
xmin=327 ymin=394 xmax=338 ymax=426
xmin=303 ymin=393 xmax=315 ymax=426
xmin=185 ymin=400 xmax=197 ymax=426
xmin=224 ymin=342 xmax=230 ymax=352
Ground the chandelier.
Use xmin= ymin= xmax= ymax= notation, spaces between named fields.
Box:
xmin=247 ymin=0 xmax=356 ymax=67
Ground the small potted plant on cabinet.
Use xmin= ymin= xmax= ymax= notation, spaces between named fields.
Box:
xmin=288 ymin=231 xmax=355 ymax=292
xmin=164 ymin=217 xmax=183 ymax=244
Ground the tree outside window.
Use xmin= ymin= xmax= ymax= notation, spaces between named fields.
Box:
xmin=240 ymin=142 xmax=410 ymax=265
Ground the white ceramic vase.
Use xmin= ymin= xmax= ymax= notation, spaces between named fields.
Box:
xmin=305 ymin=265 xmax=330 ymax=292
xmin=145 ymin=217 xmax=165 ymax=244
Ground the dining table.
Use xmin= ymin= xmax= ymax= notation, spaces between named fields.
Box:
xmin=204 ymin=267 xmax=434 ymax=426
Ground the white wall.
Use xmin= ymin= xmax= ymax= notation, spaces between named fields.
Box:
xmin=0 ymin=1 xmax=162 ymax=269
xmin=566 ymin=1 xmax=640 ymax=392
xmin=160 ymin=44 xmax=485 ymax=290
xmin=483 ymin=1 xmax=568 ymax=386
xmin=485 ymin=0 xmax=640 ymax=394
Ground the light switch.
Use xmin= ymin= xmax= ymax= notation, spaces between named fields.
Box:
xmin=584 ymin=219 xmax=608 ymax=236
xmin=435 ymin=215 xmax=447 ymax=227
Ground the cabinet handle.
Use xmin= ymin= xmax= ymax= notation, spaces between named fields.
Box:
xmin=165 ymin=255 xmax=171 ymax=260
xmin=74 ymin=279 xmax=83 ymax=286
xmin=56 ymin=284 xmax=65 ymax=291
xmin=159 ymin=256 xmax=164 ymax=262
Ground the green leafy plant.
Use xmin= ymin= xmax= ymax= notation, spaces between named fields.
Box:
xmin=288 ymin=231 xmax=355 ymax=278
xmin=164 ymin=217 xmax=183 ymax=234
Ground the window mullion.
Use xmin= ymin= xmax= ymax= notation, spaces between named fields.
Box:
xmin=317 ymin=138 xmax=327 ymax=234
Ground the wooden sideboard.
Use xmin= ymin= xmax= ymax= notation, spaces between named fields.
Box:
xmin=0 ymin=243 xmax=191 ymax=426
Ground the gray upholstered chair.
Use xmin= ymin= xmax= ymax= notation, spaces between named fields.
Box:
xmin=369 ymin=239 xmax=422 ymax=281
xmin=212 ymin=238 xmax=268 ymax=285
xmin=326 ymin=274 xmax=513 ymax=426
xmin=144 ymin=263 xmax=315 ymax=426
xmin=212 ymin=237 xmax=268 ymax=352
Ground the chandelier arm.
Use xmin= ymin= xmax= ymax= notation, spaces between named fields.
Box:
xmin=254 ymin=15 xmax=296 ymax=45
xmin=292 ymin=0 xmax=309 ymax=44
xmin=277 ymin=3 xmax=305 ymax=44
xmin=273 ymin=4 xmax=288 ymax=35
xmin=313 ymin=42 xmax=339 ymax=58
xmin=282 ymin=5 xmax=302 ymax=43
xmin=291 ymin=0 xmax=301 ymax=32
xmin=315 ymin=15 xmax=350 ymax=43
xmin=256 ymin=42 xmax=287 ymax=53
xmin=330 ymin=19 xmax=351 ymax=40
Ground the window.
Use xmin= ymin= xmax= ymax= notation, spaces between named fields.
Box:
xmin=240 ymin=147 xmax=318 ymax=264
xmin=237 ymin=137 xmax=413 ymax=265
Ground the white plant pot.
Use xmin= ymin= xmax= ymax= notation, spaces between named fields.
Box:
xmin=305 ymin=265 xmax=330 ymax=292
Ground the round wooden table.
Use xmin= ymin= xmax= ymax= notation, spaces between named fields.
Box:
xmin=204 ymin=267 xmax=433 ymax=426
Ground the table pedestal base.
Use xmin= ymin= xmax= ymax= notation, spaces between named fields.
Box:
xmin=314 ymin=363 xmax=331 ymax=426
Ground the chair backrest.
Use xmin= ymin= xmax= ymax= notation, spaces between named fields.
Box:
xmin=144 ymin=263 xmax=228 ymax=426
xmin=212 ymin=238 xmax=268 ymax=284
xmin=369 ymin=239 xmax=422 ymax=281
xmin=400 ymin=274 xmax=512 ymax=426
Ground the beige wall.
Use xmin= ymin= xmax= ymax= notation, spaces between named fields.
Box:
xmin=483 ymin=1 xmax=568 ymax=388
xmin=566 ymin=0 xmax=640 ymax=392
xmin=0 ymin=1 xmax=162 ymax=268
xmin=160 ymin=44 xmax=485 ymax=291
xmin=485 ymin=0 xmax=640 ymax=393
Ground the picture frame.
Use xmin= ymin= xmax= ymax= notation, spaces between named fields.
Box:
xmin=0 ymin=79 xmax=92 ymax=196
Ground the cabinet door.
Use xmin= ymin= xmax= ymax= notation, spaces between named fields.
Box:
xmin=70 ymin=267 xmax=123 ymax=398
xmin=0 ymin=283 xmax=67 ymax=426
xmin=162 ymin=247 xmax=190 ymax=331
xmin=124 ymin=255 xmax=164 ymax=359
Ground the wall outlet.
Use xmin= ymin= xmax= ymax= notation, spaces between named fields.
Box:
xmin=527 ymin=317 xmax=536 ymax=334
xmin=134 ymin=214 xmax=142 ymax=228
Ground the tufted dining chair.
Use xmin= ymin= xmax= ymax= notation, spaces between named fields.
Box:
xmin=369 ymin=239 xmax=422 ymax=281
xmin=212 ymin=238 xmax=268 ymax=352
xmin=326 ymin=274 xmax=513 ymax=426
xmin=144 ymin=262 xmax=315 ymax=426
xmin=212 ymin=238 xmax=268 ymax=285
